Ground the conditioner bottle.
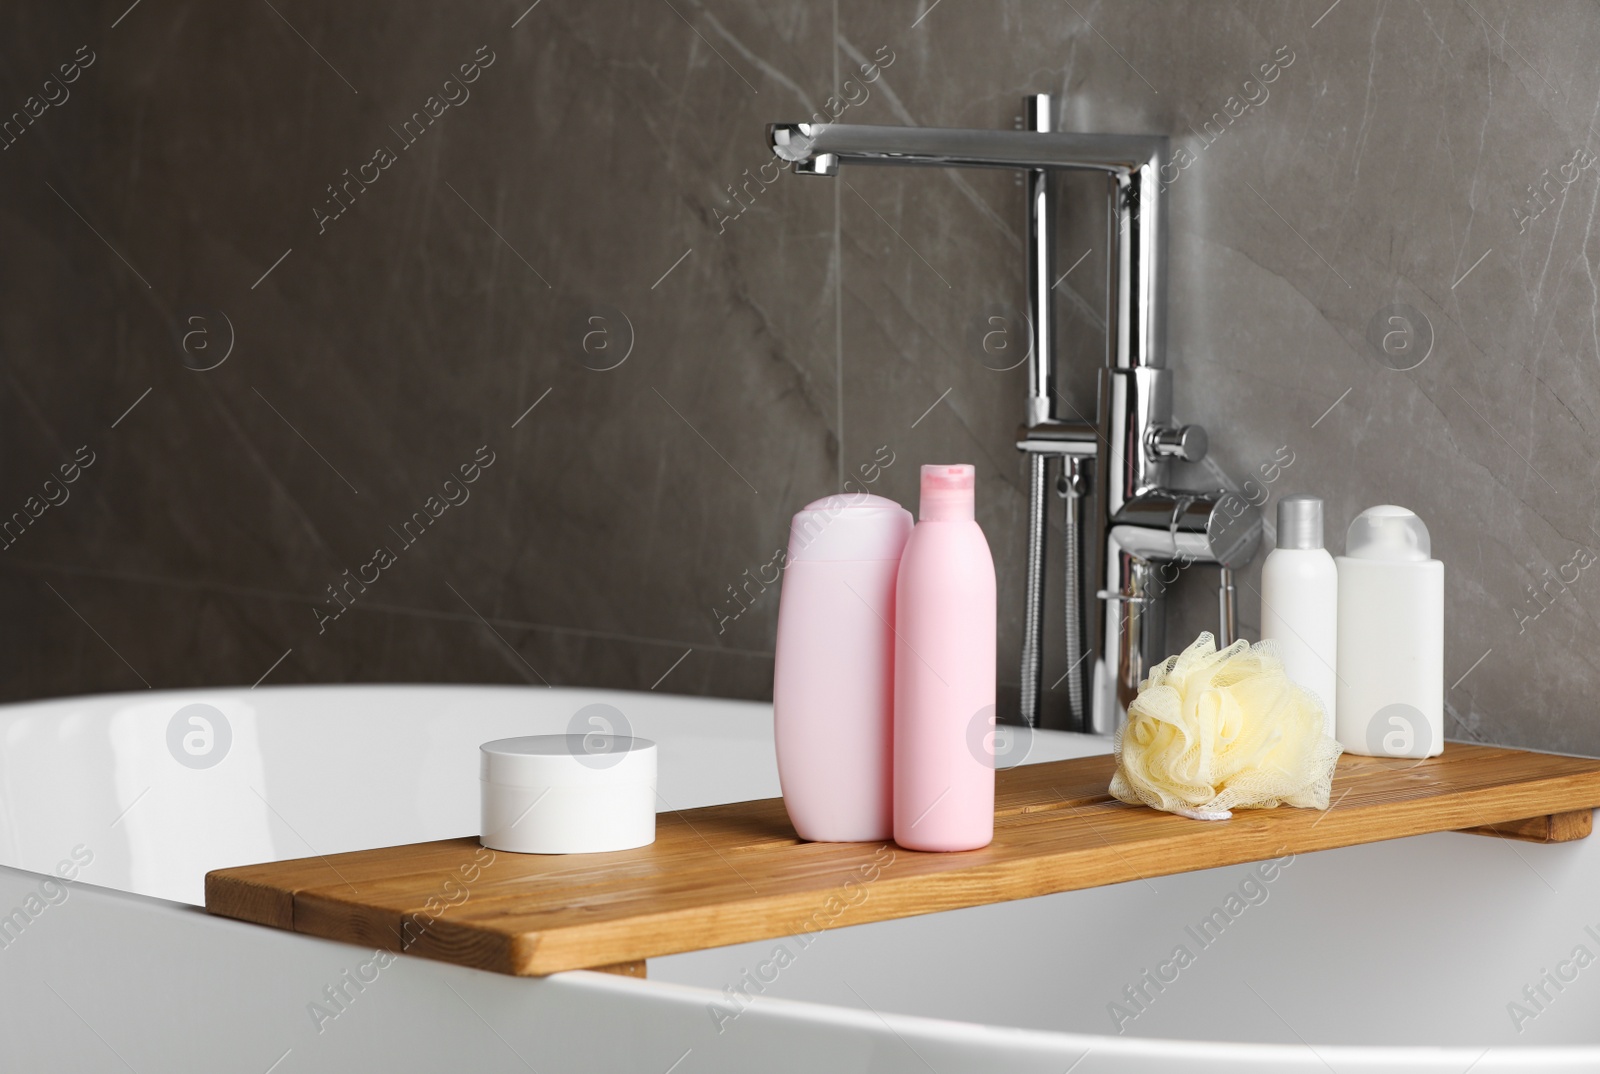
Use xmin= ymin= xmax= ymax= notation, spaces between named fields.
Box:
xmin=773 ymin=493 xmax=912 ymax=841
xmin=893 ymin=465 xmax=997 ymax=852
xmin=1335 ymin=505 xmax=1444 ymax=758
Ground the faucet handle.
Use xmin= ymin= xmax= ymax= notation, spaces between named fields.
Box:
xmin=1147 ymin=423 xmax=1208 ymax=463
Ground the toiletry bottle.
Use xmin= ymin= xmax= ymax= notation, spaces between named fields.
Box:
xmin=774 ymin=492 xmax=912 ymax=841
xmin=893 ymin=465 xmax=997 ymax=852
xmin=1335 ymin=505 xmax=1444 ymax=758
xmin=1260 ymin=494 xmax=1338 ymax=737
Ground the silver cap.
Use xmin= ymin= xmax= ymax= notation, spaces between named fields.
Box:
xmin=1276 ymin=494 xmax=1324 ymax=550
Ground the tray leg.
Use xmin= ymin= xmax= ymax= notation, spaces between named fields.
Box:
xmin=587 ymin=960 xmax=648 ymax=978
xmin=1456 ymin=809 xmax=1593 ymax=843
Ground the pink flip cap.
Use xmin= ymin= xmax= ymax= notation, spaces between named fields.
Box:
xmin=919 ymin=464 xmax=975 ymax=521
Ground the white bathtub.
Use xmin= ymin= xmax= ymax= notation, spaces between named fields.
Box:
xmin=0 ymin=684 xmax=1596 ymax=1072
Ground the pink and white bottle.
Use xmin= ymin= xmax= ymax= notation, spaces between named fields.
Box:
xmin=773 ymin=493 xmax=912 ymax=842
xmin=893 ymin=465 xmax=997 ymax=852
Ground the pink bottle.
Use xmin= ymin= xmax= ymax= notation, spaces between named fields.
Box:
xmin=773 ymin=493 xmax=912 ymax=842
xmin=894 ymin=465 xmax=997 ymax=852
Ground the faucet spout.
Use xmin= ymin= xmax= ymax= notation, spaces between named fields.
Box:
xmin=769 ymin=119 xmax=1167 ymax=386
xmin=767 ymin=121 xmax=1165 ymax=179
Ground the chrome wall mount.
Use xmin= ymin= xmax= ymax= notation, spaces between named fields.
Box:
xmin=768 ymin=95 xmax=1261 ymax=734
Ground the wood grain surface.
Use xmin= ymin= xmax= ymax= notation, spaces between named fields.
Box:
xmin=207 ymin=743 xmax=1600 ymax=976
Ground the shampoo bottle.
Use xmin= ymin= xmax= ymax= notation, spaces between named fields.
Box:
xmin=1335 ymin=505 xmax=1444 ymax=758
xmin=1260 ymin=494 xmax=1338 ymax=736
xmin=773 ymin=493 xmax=912 ymax=841
xmin=893 ymin=465 xmax=996 ymax=852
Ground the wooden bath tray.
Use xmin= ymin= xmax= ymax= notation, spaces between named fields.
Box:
xmin=206 ymin=742 xmax=1600 ymax=976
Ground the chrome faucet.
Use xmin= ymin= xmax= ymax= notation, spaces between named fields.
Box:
xmin=768 ymin=94 xmax=1261 ymax=734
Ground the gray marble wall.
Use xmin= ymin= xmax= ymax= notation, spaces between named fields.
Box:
xmin=3 ymin=1 xmax=1598 ymax=755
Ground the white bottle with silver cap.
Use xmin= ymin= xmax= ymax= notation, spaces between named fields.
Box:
xmin=1260 ymin=494 xmax=1338 ymax=736
xmin=1334 ymin=505 xmax=1445 ymax=758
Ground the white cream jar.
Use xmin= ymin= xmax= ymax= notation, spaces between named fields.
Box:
xmin=479 ymin=734 xmax=657 ymax=854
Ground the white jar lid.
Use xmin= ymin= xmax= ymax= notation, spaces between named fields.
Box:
xmin=480 ymin=734 xmax=657 ymax=788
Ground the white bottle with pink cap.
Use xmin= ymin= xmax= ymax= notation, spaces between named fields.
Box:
xmin=893 ymin=464 xmax=997 ymax=852
xmin=773 ymin=492 xmax=912 ymax=842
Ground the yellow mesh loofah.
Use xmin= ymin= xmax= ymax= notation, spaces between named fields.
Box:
xmin=1109 ymin=632 xmax=1343 ymax=821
